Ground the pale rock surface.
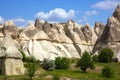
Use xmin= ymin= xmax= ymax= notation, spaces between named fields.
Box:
xmin=22 ymin=39 xmax=80 ymax=61
xmin=0 ymin=16 xmax=99 ymax=64
xmin=42 ymin=22 xmax=72 ymax=43
xmin=113 ymin=4 xmax=120 ymax=22
xmin=0 ymin=34 xmax=24 ymax=75
xmin=2 ymin=20 xmax=19 ymax=39
xmin=65 ymin=20 xmax=83 ymax=44
xmin=81 ymin=24 xmax=92 ymax=44
xmin=94 ymin=22 xmax=104 ymax=37
xmin=0 ymin=24 xmax=4 ymax=41
xmin=93 ymin=5 xmax=120 ymax=61
xmin=20 ymin=22 xmax=38 ymax=40
xmin=34 ymin=19 xmax=45 ymax=30
xmin=34 ymin=30 xmax=50 ymax=40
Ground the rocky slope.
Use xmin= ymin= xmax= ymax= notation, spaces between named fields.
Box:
xmin=92 ymin=4 xmax=120 ymax=61
xmin=0 ymin=19 xmax=98 ymax=61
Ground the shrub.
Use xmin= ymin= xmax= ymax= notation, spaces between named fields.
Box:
xmin=24 ymin=56 xmax=39 ymax=80
xmin=41 ymin=59 xmax=55 ymax=71
xmin=92 ymin=55 xmax=98 ymax=62
xmin=24 ymin=62 xmax=38 ymax=80
xmin=102 ymin=66 xmax=114 ymax=78
xmin=98 ymin=48 xmax=114 ymax=63
xmin=76 ymin=51 xmax=95 ymax=72
xmin=24 ymin=57 xmax=40 ymax=63
xmin=55 ymin=57 xmax=70 ymax=69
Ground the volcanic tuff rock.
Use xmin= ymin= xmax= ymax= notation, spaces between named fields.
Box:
xmin=2 ymin=20 xmax=19 ymax=39
xmin=0 ymin=19 xmax=99 ymax=61
xmin=93 ymin=4 xmax=120 ymax=61
xmin=0 ymin=19 xmax=98 ymax=61
xmin=0 ymin=34 xmax=24 ymax=75
xmin=94 ymin=22 xmax=104 ymax=37
xmin=19 ymin=19 xmax=98 ymax=60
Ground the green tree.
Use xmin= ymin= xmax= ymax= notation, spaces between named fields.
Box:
xmin=24 ymin=57 xmax=38 ymax=80
xmin=98 ymin=48 xmax=114 ymax=63
xmin=102 ymin=66 xmax=114 ymax=78
xmin=55 ymin=57 xmax=70 ymax=69
xmin=76 ymin=51 xmax=95 ymax=72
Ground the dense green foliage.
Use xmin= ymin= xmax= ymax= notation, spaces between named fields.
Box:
xmin=76 ymin=51 xmax=95 ymax=72
xmin=24 ymin=57 xmax=38 ymax=80
xmin=92 ymin=54 xmax=98 ymax=62
xmin=98 ymin=48 xmax=114 ymax=63
xmin=41 ymin=59 xmax=55 ymax=71
xmin=55 ymin=57 xmax=70 ymax=69
xmin=102 ymin=66 xmax=114 ymax=78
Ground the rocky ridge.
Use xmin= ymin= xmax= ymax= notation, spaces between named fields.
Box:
xmin=93 ymin=4 xmax=120 ymax=61
xmin=0 ymin=19 xmax=98 ymax=61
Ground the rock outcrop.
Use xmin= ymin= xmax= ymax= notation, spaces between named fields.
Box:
xmin=0 ymin=18 xmax=98 ymax=61
xmin=0 ymin=34 xmax=24 ymax=75
xmin=93 ymin=4 xmax=120 ymax=61
xmin=94 ymin=22 xmax=104 ymax=37
xmin=19 ymin=20 xmax=98 ymax=60
xmin=2 ymin=20 xmax=19 ymax=39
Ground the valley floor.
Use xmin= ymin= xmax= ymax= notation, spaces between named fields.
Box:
xmin=0 ymin=62 xmax=120 ymax=80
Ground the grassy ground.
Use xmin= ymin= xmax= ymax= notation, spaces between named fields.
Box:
xmin=0 ymin=62 xmax=120 ymax=80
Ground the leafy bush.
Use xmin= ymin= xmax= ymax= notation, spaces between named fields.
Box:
xmin=55 ymin=57 xmax=70 ymax=69
xmin=102 ymin=66 xmax=114 ymax=78
xmin=92 ymin=55 xmax=98 ymax=62
xmin=41 ymin=59 xmax=55 ymax=71
xmin=76 ymin=51 xmax=95 ymax=72
xmin=24 ymin=57 xmax=40 ymax=63
xmin=24 ymin=62 xmax=38 ymax=80
xmin=98 ymin=48 xmax=114 ymax=63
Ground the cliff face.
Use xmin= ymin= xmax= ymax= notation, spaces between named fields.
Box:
xmin=0 ymin=19 xmax=98 ymax=61
xmin=93 ymin=5 xmax=120 ymax=61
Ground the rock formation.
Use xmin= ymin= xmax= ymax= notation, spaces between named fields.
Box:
xmin=2 ymin=20 xmax=19 ymax=39
xmin=94 ymin=22 xmax=104 ymax=37
xmin=92 ymin=4 xmax=120 ymax=61
xmin=18 ymin=19 xmax=98 ymax=60
xmin=0 ymin=34 xmax=24 ymax=75
xmin=0 ymin=17 xmax=98 ymax=62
